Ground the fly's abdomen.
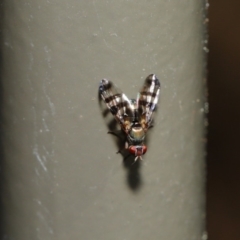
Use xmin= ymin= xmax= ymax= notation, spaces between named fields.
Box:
xmin=128 ymin=126 xmax=145 ymax=145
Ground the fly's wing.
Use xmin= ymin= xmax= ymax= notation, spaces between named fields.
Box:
xmin=99 ymin=79 xmax=134 ymax=130
xmin=137 ymin=74 xmax=160 ymax=129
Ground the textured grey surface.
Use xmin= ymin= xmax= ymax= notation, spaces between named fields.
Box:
xmin=1 ymin=0 xmax=207 ymax=239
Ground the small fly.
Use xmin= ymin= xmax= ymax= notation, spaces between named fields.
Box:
xmin=99 ymin=74 xmax=160 ymax=162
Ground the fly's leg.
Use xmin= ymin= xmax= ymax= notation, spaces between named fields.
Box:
xmin=116 ymin=140 xmax=129 ymax=154
xmin=124 ymin=153 xmax=131 ymax=161
xmin=148 ymin=124 xmax=154 ymax=129
xmin=108 ymin=131 xmax=122 ymax=139
xmin=108 ymin=131 xmax=126 ymax=154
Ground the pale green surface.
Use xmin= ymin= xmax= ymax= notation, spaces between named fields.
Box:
xmin=1 ymin=0 xmax=207 ymax=239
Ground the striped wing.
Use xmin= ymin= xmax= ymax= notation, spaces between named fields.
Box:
xmin=99 ymin=79 xmax=134 ymax=128
xmin=137 ymin=74 xmax=160 ymax=128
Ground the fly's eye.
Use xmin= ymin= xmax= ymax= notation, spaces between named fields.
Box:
xmin=129 ymin=146 xmax=137 ymax=155
xmin=129 ymin=146 xmax=147 ymax=156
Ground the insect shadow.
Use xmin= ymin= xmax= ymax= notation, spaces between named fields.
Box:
xmin=98 ymin=92 xmax=144 ymax=191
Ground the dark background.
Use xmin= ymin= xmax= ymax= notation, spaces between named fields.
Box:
xmin=207 ymin=0 xmax=240 ymax=239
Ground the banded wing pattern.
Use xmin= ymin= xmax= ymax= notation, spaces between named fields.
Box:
xmin=137 ymin=74 xmax=160 ymax=129
xmin=99 ymin=79 xmax=133 ymax=131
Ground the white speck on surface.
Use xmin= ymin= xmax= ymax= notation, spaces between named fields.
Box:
xmin=42 ymin=118 xmax=49 ymax=132
xmin=42 ymin=85 xmax=56 ymax=116
xmin=27 ymin=52 xmax=34 ymax=70
xmin=44 ymin=46 xmax=52 ymax=68
xmin=179 ymin=100 xmax=183 ymax=111
xmin=33 ymin=146 xmax=47 ymax=172
xmin=36 ymin=212 xmax=54 ymax=234
xmin=201 ymin=231 xmax=208 ymax=240
xmin=4 ymin=42 xmax=13 ymax=49
xmin=204 ymin=102 xmax=209 ymax=113
xmin=205 ymin=2 xmax=210 ymax=9
xmin=203 ymin=46 xmax=209 ymax=53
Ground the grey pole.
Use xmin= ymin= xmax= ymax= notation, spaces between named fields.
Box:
xmin=1 ymin=1 xmax=208 ymax=239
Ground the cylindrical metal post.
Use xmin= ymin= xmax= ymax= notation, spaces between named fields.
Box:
xmin=1 ymin=1 xmax=207 ymax=239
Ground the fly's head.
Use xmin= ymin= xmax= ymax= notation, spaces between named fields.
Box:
xmin=128 ymin=145 xmax=147 ymax=162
